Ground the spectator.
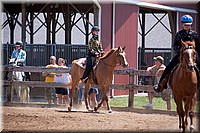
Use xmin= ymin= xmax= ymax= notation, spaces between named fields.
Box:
xmin=42 ymin=56 xmax=58 ymax=104
xmin=5 ymin=41 xmax=31 ymax=81
xmin=54 ymin=58 xmax=71 ymax=104
xmin=143 ymin=56 xmax=171 ymax=110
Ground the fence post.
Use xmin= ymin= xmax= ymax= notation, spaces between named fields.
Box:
xmin=128 ymin=74 xmax=134 ymax=108
xmin=6 ymin=67 xmax=12 ymax=102
xmin=6 ymin=85 xmax=12 ymax=102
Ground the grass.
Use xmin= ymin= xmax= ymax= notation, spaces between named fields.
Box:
xmin=109 ymin=95 xmax=199 ymax=112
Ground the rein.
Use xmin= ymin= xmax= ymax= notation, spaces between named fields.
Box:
xmin=180 ymin=45 xmax=196 ymax=72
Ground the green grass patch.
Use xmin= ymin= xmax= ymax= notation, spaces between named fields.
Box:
xmin=109 ymin=96 xmax=198 ymax=112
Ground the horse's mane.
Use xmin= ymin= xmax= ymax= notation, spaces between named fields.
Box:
xmin=100 ymin=48 xmax=117 ymax=60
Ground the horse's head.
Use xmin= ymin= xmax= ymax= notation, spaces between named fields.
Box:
xmin=115 ymin=46 xmax=129 ymax=68
xmin=180 ymin=40 xmax=196 ymax=72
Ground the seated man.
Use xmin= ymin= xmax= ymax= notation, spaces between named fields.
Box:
xmin=143 ymin=56 xmax=171 ymax=110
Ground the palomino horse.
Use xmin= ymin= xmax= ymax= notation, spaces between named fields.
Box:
xmin=7 ymin=58 xmax=30 ymax=103
xmin=167 ymin=40 xmax=197 ymax=132
xmin=69 ymin=46 xmax=128 ymax=112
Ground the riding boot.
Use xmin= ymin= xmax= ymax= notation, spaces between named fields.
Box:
xmin=81 ymin=56 xmax=95 ymax=83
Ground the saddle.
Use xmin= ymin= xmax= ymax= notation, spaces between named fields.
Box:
xmin=75 ymin=58 xmax=99 ymax=84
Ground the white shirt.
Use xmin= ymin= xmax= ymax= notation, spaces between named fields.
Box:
xmin=54 ymin=66 xmax=71 ymax=84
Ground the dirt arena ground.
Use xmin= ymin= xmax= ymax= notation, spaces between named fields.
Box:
xmin=2 ymin=106 xmax=199 ymax=132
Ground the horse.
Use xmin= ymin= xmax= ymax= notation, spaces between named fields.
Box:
xmin=167 ymin=40 xmax=197 ymax=132
xmin=7 ymin=58 xmax=30 ymax=103
xmin=68 ymin=46 xmax=128 ymax=113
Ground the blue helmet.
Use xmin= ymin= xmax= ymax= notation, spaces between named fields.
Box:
xmin=181 ymin=15 xmax=193 ymax=25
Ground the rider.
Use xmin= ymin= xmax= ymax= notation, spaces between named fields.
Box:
xmin=154 ymin=14 xmax=200 ymax=92
xmin=81 ymin=26 xmax=104 ymax=83
xmin=11 ymin=41 xmax=31 ymax=81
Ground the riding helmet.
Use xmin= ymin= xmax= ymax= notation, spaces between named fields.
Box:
xmin=91 ymin=26 xmax=100 ymax=32
xmin=15 ymin=41 xmax=23 ymax=46
xmin=181 ymin=15 xmax=193 ymax=25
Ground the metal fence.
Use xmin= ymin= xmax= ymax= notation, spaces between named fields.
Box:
xmin=138 ymin=47 xmax=172 ymax=70
xmin=2 ymin=44 xmax=88 ymax=66
xmin=138 ymin=47 xmax=172 ymax=86
xmin=3 ymin=44 xmax=172 ymax=69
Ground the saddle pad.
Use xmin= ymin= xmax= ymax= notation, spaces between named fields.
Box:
xmin=74 ymin=58 xmax=87 ymax=68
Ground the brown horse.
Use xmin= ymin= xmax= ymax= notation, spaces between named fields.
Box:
xmin=68 ymin=46 xmax=128 ymax=113
xmin=168 ymin=40 xmax=197 ymax=133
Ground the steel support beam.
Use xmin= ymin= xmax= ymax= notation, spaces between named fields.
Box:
xmin=22 ymin=3 xmax=26 ymax=48
xmin=63 ymin=4 xmax=71 ymax=44
xmin=93 ymin=4 xmax=99 ymax=26
xmin=46 ymin=9 xmax=51 ymax=44
xmin=29 ymin=12 xmax=34 ymax=44
xmin=168 ymin=11 xmax=177 ymax=57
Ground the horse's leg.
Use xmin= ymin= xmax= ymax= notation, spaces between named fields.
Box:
xmin=94 ymin=87 xmax=112 ymax=113
xmin=174 ymin=96 xmax=183 ymax=131
xmin=68 ymin=81 xmax=79 ymax=111
xmin=84 ymin=83 xmax=91 ymax=111
xmin=184 ymin=96 xmax=191 ymax=128
xmin=105 ymin=94 xmax=112 ymax=113
xmin=189 ymin=93 xmax=197 ymax=132
xmin=179 ymin=99 xmax=186 ymax=133
xmin=68 ymin=86 xmax=74 ymax=111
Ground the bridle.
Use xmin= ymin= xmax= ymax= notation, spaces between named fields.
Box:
xmin=100 ymin=50 xmax=126 ymax=67
xmin=181 ymin=45 xmax=196 ymax=72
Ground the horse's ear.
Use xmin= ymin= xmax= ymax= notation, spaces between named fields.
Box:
xmin=117 ymin=46 xmax=121 ymax=52
xmin=122 ymin=46 xmax=126 ymax=51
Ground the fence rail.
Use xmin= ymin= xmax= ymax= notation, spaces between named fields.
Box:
xmin=3 ymin=65 xmax=158 ymax=108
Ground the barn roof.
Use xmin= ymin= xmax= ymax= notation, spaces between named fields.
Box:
xmin=115 ymin=0 xmax=198 ymax=13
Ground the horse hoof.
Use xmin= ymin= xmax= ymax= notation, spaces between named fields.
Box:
xmin=108 ymin=109 xmax=112 ymax=113
xmin=94 ymin=107 xmax=98 ymax=112
xmin=88 ymin=109 xmax=94 ymax=112
xmin=190 ymin=125 xmax=194 ymax=132
xmin=68 ymin=107 xmax=72 ymax=112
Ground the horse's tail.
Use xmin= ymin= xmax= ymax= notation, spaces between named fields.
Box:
xmin=71 ymin=60 xmax=85 ymax=89
xmin=66 ymin=81 xmax=72 ymax=88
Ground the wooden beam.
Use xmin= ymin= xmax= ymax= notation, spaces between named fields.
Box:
xmin=128 ymin=74 xmax=134 ymax=108
xmin=3 ymin=66 xmax=157 ymax=76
